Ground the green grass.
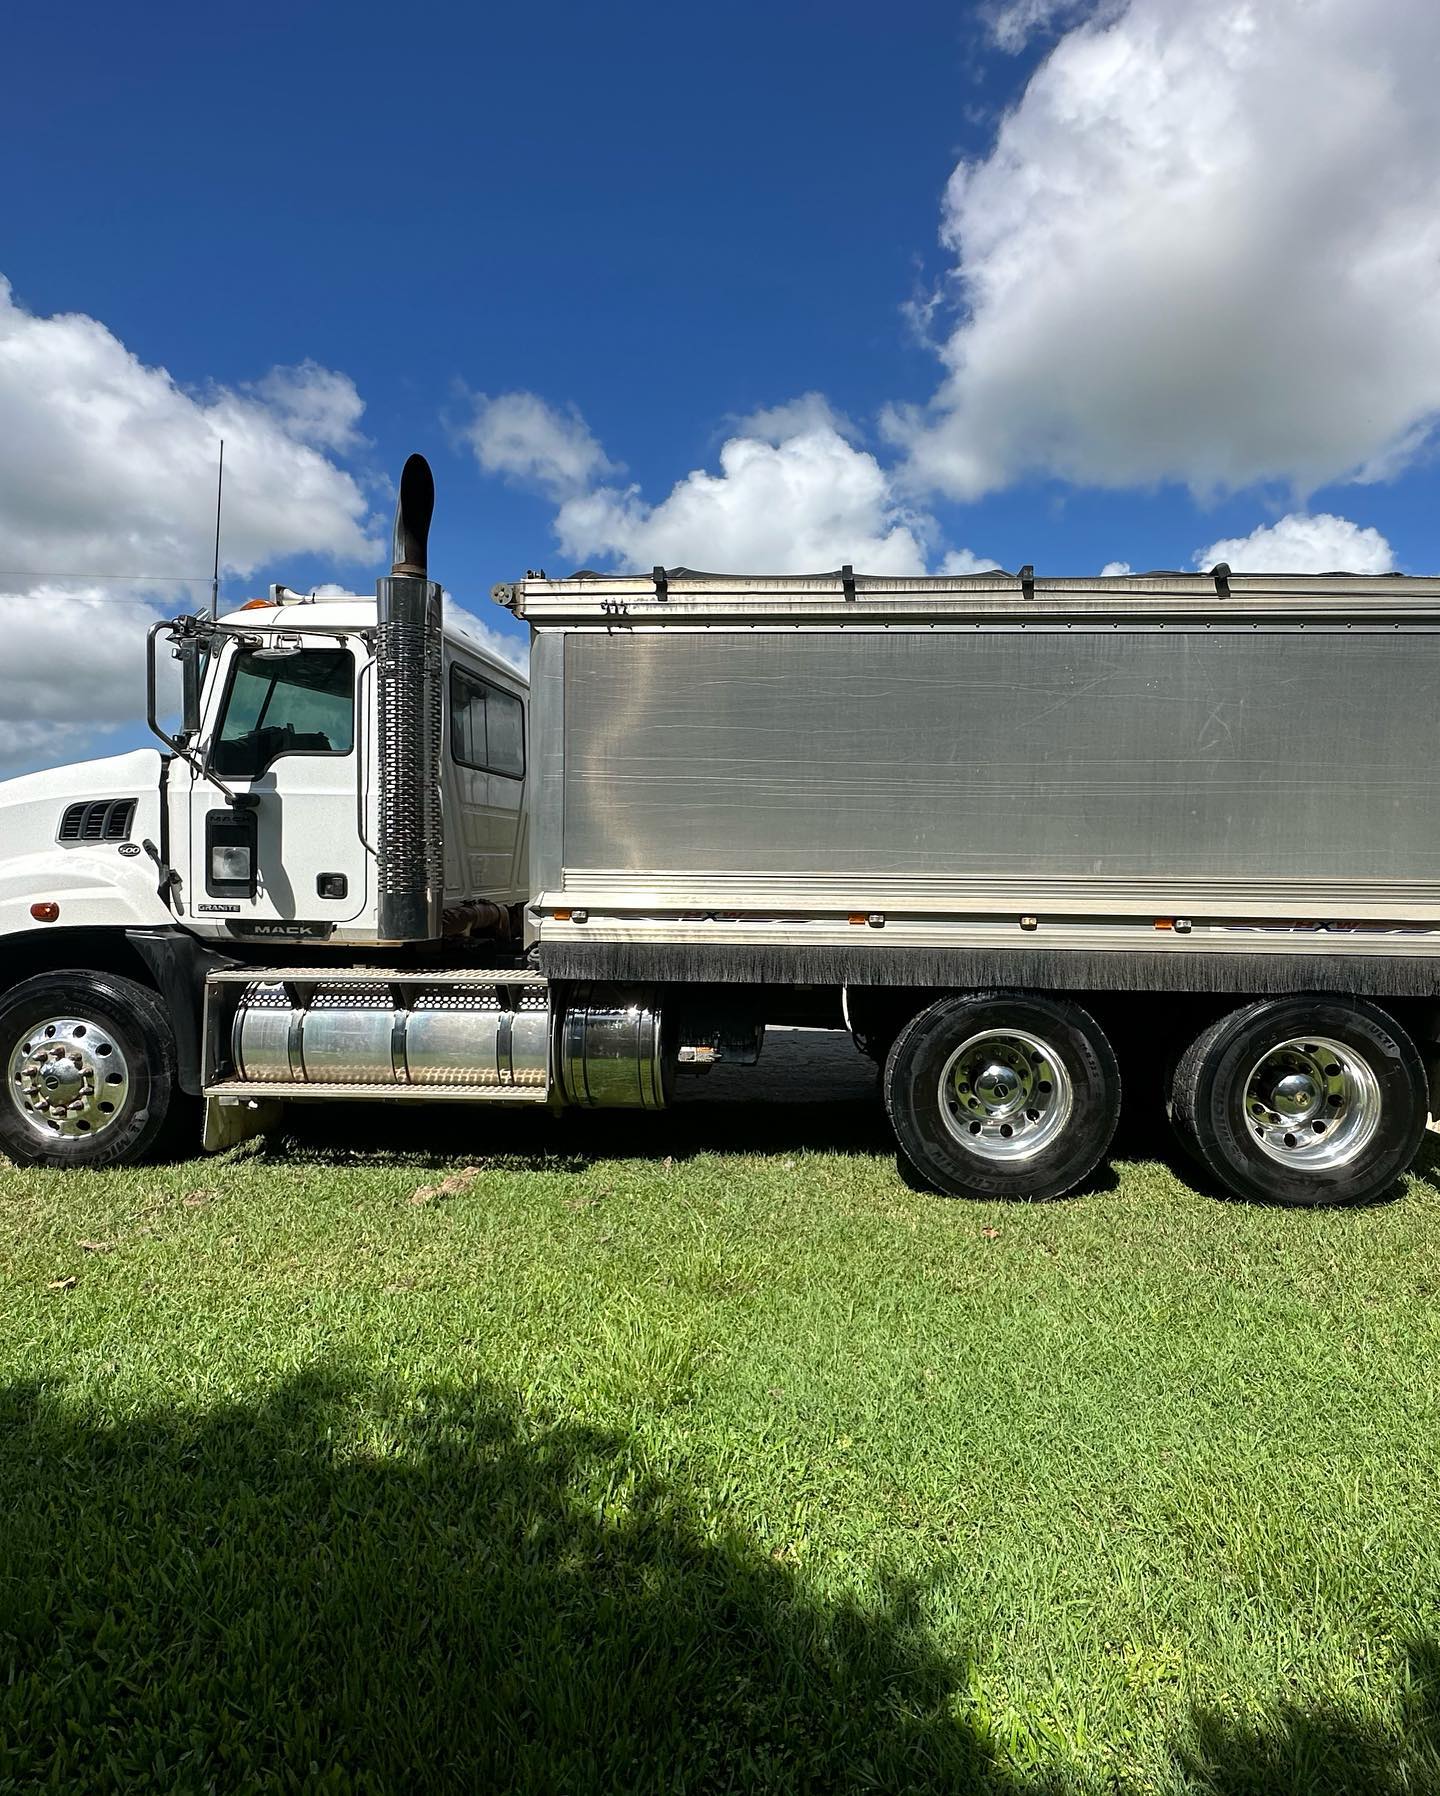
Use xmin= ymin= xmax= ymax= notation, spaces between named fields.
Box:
xmin=3 ymin=1039 xmax=1440 ymax=1793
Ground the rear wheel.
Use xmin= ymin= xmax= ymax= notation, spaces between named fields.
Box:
xmin=1167 ymin=996 xmax=1427 ymax=1206
xmin=884 ymin=991 xmax=1121 ymax=1199
xmin=0 ymin=971 xmax=179 ymax=1169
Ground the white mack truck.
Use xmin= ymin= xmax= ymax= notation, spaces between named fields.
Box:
xmin=2 ymin=453 xmax=1439 ymax=1208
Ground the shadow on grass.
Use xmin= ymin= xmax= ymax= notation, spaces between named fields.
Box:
xmin=274 ymin=1088 xmax=897 ymax=1173
xmin=231 ymin=1021 xmax=1425 ymax=1213
xmin=0 ymin=1371 xmax=1006 ymax=1793
xmin=1173 ymin=1648 xmax=1440 ymax=1794
xmin=275 ymin=1027 xmax=895 ymax=1173
xmin=3 ymin=1372 xmax=1438 ymax=1793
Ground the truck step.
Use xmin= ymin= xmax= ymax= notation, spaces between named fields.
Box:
xmin=205 ymin=1077 xmax=551 ymax=1104
xmin=204 ymin=965 xmax=548 ymax=987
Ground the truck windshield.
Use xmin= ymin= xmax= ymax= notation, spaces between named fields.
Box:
xmin=211 ymin=647 xmax=355 ymax=778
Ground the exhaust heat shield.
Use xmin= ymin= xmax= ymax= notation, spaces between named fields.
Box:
xmin=375 ymin=454 xmax=444 ymax=943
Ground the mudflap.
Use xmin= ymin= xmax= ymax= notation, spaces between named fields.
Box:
xmin=203 ymin=1095 xmax=284 ymax=1153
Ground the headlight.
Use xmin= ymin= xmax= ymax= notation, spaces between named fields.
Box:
xmin=211 ymin=843 xmax=252 ymax=883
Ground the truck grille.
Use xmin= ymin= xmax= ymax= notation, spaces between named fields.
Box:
xmin=58 ymin=799 xmax=137 ymax=844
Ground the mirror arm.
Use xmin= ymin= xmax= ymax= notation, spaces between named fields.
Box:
xmin=145 ymin=618 xmax=248 ymax=808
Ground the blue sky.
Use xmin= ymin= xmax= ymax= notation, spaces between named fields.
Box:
xmin=3 ymin=0 xmax=1438 ymax=771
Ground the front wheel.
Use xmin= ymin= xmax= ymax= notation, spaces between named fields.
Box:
xmin=884 ymin=992 xmax=1121 ymax=1200
xmin=1167 ymin=996 xmax=1427 ymax=1206
xmin=0 ymin=971 xmax=180 ymax=1169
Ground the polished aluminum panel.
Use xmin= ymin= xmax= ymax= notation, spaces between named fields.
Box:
xmin=508 ymin=566 xmax=1440 ymax=627
xmin=510 ymin=996 xmax=552 ymax=1087
xmin=527 ymin=628 xmax=565 ymax=903
xmin=558 ymin=988 xmax=668 ymax=1109
xmin=298 ymin=984 xmax=396 ymax=1083
xmin=405 ymin=988 xmax=504 ymax=1085
xmin=560 ymin=629 xmax=1440 ymax=884
xmin=406 ymin=986 xmax=549 ymax=1088
xmin=228 ymin=978 xmax=550 ymax=1090
xmin=231 ymin=983 xmax=295 ymax=1082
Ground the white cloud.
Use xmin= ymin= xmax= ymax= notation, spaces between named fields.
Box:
xmin=0 ymin=279 xmax=376 ymax=580
xmin=890 ymin=0 xmax=1440 ymax=500
xmin=731 ymin=392 xmax=858 ymax=444
xmin=0 ymin=276 xmax=379 ymax=775
xmin=0 ymin=586 xmax=164 ymax=772
xmin=555 ymin=418 xmax=938 ymax=576
xmin=986 ymin=0 xmax=1110 ymax=53
xmin=941 ymin=548 xmax=1003 ymax=575
xmin=1100 ymin=560 xmax=1132 ymax=577
xmin=448 ymin=604 xmax=530 ymax=676
xmin=1196 ymin=511 xmax=1394 ymax=574
xmin=460 ymin=390 xmax=618 ymax=500
xmin=460 ymin=394 xmax=996 ymax=577
xmin=251 ymin=361 xmax=366 ymax=452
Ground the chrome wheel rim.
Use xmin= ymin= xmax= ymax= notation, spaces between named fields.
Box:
xmin=1242 ymin=1035 xmax=1380 ymax=1170
xmin=939 ymin=1028 xmax=1073 ymax=1162
xmin=6 ymin=1015 xmax=131 ymax=1142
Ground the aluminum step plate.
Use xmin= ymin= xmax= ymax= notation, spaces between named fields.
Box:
xmin=205 ymin=966 xmax=549 ymax=986
xmin=205 ymin=1077 xmax=551 ymax=1104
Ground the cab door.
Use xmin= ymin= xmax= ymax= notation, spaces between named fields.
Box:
xmin=185 ymin=639 xmax=370 ymax=932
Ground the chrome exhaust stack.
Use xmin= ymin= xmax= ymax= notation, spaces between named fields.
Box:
xmin=375 ymin=454 xmax=444 ymax=944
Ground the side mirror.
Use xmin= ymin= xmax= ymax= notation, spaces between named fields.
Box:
xmin=176 ymin=639 xmax=203 ymax=735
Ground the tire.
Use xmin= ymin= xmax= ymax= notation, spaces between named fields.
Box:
xmin=0 ymin=970 xmax=180 ymax=1169
xmin=883 ymin=991 xmax=1122 ymax=1200
xmin=1167 ymin=995 xmax=1427 ymax=1207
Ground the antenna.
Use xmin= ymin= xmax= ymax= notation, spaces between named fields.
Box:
xmin=210 ymin=439 xmax=225 ymax=620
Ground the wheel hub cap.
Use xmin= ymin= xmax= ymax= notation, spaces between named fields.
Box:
xmin=973 ymin=1061 xmax=1024 ymax=1114
xmin=1271 ymin=1071 xmax=1318 ymax=1117
xmin=1242 ymin=1036 xmax=1380 ymax=1170
xmin=7 ymin=1016 xmax=131 ymax=1141
xmin=939 ymin=1028 xmax=1074 ymax=1163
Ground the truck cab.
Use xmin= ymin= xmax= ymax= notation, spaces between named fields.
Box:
xmin=174 ymin=592 xmax=527 ymax=947
xmin=0 ymin=456 xmax=531 ymax=1168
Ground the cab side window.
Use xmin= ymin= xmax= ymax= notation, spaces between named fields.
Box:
xmin=211 ymin=649 xmax=355 ymax=779
xmin=451 ymin=666 xmax=525 ymax=779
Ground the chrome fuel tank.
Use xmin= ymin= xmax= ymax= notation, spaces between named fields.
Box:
xmin=231 ymin=979 xmax=550 ymax=1090
xmin=223 ymin=974 xmax=669 ymax=1106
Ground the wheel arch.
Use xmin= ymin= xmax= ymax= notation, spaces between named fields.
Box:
xmin=0 ymin=925 xmax=157 ymax=992
xmin=0 ymin=926 xmax=228 ymax=1098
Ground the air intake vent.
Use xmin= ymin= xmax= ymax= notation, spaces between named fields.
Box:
xmin=58 ymin=799 xmax=137 ymax=844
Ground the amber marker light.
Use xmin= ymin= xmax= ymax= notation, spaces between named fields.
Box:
xmin=30 ymin=902 xmax=59 ymax=922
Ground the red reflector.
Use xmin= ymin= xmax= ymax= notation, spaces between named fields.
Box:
xmin=30 ymin=901 xmax=59 ymax=922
